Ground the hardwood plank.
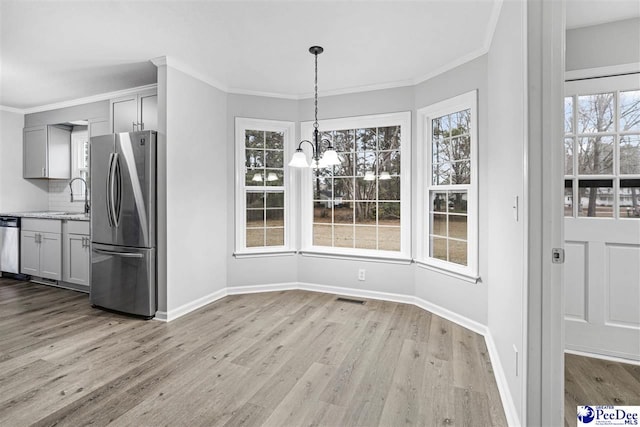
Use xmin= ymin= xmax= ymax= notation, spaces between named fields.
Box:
xmin=427 ymin=314 xmax=454 ymax=361
xmin=452 ymin=324 xmax=485 ymax=392
xmin=261 ymin=362 xmax=335 ymax=426
xmin=378 ymin=338 xmax=428 ymax=426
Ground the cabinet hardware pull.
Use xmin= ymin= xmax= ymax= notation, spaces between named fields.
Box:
xmin=42 ymin=168 xmax=46 ymax=177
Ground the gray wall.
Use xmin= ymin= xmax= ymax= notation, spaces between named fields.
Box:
xmin=487 ymin=0 xmax=526 ymax=421
xmin=566 ymin=18 xmax=640 ymax=71
xmin=226 ymin=94 xmax=300 ymax=287
xmin=24 ymin=101 xmax=109 ymax=127
xmin=164 ymin=66 xmax=229 ymax=312
xmin=0 ymin=110 xmax=49 ymax=213
xmin=413 ymin=55 xmax=489 ymax=325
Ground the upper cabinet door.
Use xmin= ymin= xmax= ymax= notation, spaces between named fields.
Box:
xmin=47 ymin=125 xmax=71 ymax=179
xmin=89 ymin=118 xmax=110 ymax=138
xmin=110 ymin=88 xmax=158 ymax=134
xmin=23 ymin=125 xmax=70 ymax=179
xmin=111 ymin=96 xmax=138 ymax=133
xmin=139 ymin=91 xmax=157 ymax=132
xmin=23 ymin=126 xmax=47 ymax=178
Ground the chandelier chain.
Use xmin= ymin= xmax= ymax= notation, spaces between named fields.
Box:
xmin=314 ymin=51 xmax=319 ymax=130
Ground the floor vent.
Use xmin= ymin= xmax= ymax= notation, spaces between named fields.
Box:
xmin=336 ymin=297 xmax=366 ymax=305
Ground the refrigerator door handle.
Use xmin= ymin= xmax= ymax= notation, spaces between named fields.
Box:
xmin=109 ymin=152 xmax=120 ymax=227
xmin=106 ymin=152 xmax=115 ymax=227
xmin=114 ymin=154 xmax=122 ymax=227
xmin=94 ymin=248 xmax=144 ymax=258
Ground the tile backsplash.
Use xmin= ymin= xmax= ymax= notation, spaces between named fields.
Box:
xmin=48 ymin=180 xmax=86 ymax=213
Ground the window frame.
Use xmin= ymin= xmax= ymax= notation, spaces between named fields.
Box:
xmin=234 ymin=117 xmax=295 ymax=256
xmin=564 ymin=74 xmax=640 ymax=220
xmin=299 ymin=111 xmax=412 ymax=261
xmin=417 ymin=90 xmax=479 ymax=279
xmin=70 ymin=128 xmax=89 ymax=201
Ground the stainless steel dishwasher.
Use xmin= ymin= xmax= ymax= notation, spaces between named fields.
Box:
xmin=0 ymin=216 xmax=20 ymax=275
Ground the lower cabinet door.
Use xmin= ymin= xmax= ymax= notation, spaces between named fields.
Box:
xmin=40 ymin=232 xmax=61 ymax=280
xmin=20 ymin=231 xmax=40 ymax=275
xmin=64 ymin=234 xmax=89 ymax=286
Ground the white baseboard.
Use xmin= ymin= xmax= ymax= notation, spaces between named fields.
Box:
xmin=298 ymin=281 xmax=416 ymax=305
xmin=484 ymin=332 xmax=521 ymax=427
xmin=411 ymin=296 xmax=487 ymax=336
xmin=226 ymin=282 xmax=298 ymax=295
xmin=154 ymin=287 xmax=228 ymax=322
xmin=565 ymin=348 xmax=640 ymax=366
xmin=158 ymin=280 xmax=519 ymax=426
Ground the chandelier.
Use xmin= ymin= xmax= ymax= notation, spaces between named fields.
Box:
xmin=288 ymin=46 xmax=340 ymax=168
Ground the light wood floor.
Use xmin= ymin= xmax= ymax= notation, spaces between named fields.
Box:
xmin=0 ymin=277 xmax=507 ymax=426
xmin=564 ymin=353 xmax=640 ymax=427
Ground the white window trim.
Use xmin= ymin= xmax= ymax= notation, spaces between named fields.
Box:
xmin=71 ymin=128 xmax=89 ymax=201
xmin=564 ymin=74 xmax=640 ymax=220
xmin=417 ymin=90 xmax=479 ymax=279
xmin=299 ymin=111 xmax=412 ymax=260
xmin=234 ymin=117 xmax=295 ymax=256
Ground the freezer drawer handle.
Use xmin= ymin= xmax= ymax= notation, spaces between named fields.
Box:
xmin=94 ymin=248 xmax=144 ymax=258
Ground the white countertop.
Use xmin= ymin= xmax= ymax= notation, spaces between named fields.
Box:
xmin=0 ymin=211 xmax=90 ymax=221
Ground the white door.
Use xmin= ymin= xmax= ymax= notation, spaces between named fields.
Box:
xmin=564 ymin=74 xmax=640 ymax=361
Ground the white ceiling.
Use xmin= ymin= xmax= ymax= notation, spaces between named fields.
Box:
xmin=1 ymin=0 xmax=638 ymax=111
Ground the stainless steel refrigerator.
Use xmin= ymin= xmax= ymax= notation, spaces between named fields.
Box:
xmin=90 ymin=131 xmax=156 ymax=318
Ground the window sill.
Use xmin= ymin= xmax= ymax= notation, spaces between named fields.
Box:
xmin=233 ymin=250 xmax=297 ymax=259
xmin=300 ymin=250 xmax=412 ymax=265
xmin=414 ymin=260 xmax=480 ymax=283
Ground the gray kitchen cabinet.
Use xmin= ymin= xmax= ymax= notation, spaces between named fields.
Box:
xmin=62 ymin=221 xmax=90 ymax=288
xmin=20 ymin=219 xmax=62 ymax=280
xmin=20 ymin=231 xmax=40 ymax=276
xmin=110 ymin=88 xmax=157 ymax=133
xmin=88 ymin=117 xmax=110 ymax=138
xmin=23 ymin=125 xmax=71 ymax=179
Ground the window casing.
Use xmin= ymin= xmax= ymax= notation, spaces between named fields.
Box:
xmin=417 ymin=90 xmax=478 ymax=279
xmin=564 ymin=74 xmax=640 ymax=219
xmin=235 ymin=118 xmax=295 ymax=255
xmin=300 ymin=112 xmax=411 ymax=260
xmin=71 ymin=128 xmax=89 ymax=201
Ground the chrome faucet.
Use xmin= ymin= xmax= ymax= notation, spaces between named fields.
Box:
xmin=69 ymin=177 xmax=90 ymax=215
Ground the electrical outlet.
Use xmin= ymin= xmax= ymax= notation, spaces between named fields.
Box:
xmin=358 ymin=269 xmax=366 ymax=281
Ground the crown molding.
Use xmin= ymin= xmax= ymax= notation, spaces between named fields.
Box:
xmin=158 ymin=55 xmax=230 ymax=93
xmin=0 ymin=105 xmax=24 ymax=114
xmin=5 ymin=83 xmax=159 ymax=115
